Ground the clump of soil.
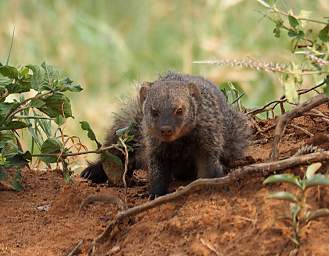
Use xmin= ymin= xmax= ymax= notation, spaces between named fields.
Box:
xmin=1 ymin=104 xmax=329 ymax=256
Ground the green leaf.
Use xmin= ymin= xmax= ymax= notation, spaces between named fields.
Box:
xmin=273 ymin=26 xmax=281 ymax=38
xmin=30 ymin=98 xmax=46 ymax=108
xmin=54 ymin=115 xmax=65 ymax=126
xmin=40 ymin=138 xmax=63 ymax=163
xmin=305 ymin=162 xmax=322 ymax=179
xmin=80 ymin=121 xmax=101 ymax=148
xmin=325 ymin=75 xmax=329 ymax=87
xmin=4 ymin=153 xmax=29 ymax=168
xmin=39 ymin=93 xmax=72 ymax=118
xmin=0 ymin=168 xmax=24 ymax=191
xmin=324 ymin=84 xmax=329 ymax=97
xmin=27 ymin=65 xmax=46 ymax=90
xmin=288 ymin=30 xmax=298 ymax=37
xmin=304 ymin=174 xmax=329 ymax=189
xmin=10 ymin=169 xmax=24 ymax=191
xmin=263 ymin=174 xmax=301 ymax=189
xmin=0 ymin=130 xmax=17 ymax=147
xmin=59 ymin=78 xmax=83 ymax=92
xmin=0 ymin=75 xmax=13 ymax=87
xmin=80 ymin=121 xmax=96 ymax=140
xmin=288 ymin=30 xmax=304 ymax=39
xmin=0 ymin=102 xmax=19 ymax=122
xmin=104 ymin=151 xmax=123 ymax=167
xmin=305 ymin=208 xmax=329 ymax=223
xmin=288 ymin=15 xmax=299 ymax=28
xmin=268 ymin=191 xmax=298 ymax=203
xmin=0 ymin=66 xmax=19 ymax=79
xmin=319 ymin=25 xmax=329 ymax=42
xmin=290 ymin=204 xmax=300 ymax=221
xmin=5 ymin=81 xmax=31 ymax=94
xmin=1 ymin=140 xmax=20 ymax=158
xmin=1 ymin=120 xmax=30 ymax=130
xmin=41 ymin=138 xmax=62 ymax=154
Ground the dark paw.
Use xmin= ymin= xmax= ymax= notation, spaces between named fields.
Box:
xmin=209 ymin=164 xmax=225 ymax=178
xmin=148 ymin=188 xmax=168 ymax=200
xmin=80 ymin=162 xmax=108 ymax=183
xmin=148 ymin=193 xmax=163 ymax=200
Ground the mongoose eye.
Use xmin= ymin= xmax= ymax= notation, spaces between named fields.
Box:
xmin=175 ymin=108 xmax=183 ymax=115
xmin=151 ymin=108 xmax=159 ymax=118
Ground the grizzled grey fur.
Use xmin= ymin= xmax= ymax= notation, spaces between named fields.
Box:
xmin=80 ymin=72 xmax=249 ymax=198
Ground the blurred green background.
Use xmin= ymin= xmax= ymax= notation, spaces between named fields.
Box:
xmin=0 ymin=0 xmax=328 ymax=160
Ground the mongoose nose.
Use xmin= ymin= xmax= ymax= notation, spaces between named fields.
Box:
xmin=160 ymin=126 xmax=173 ymax=136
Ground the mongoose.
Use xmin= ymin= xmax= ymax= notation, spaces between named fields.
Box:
xmin=80 ymin=72 xmax=249 ymax=198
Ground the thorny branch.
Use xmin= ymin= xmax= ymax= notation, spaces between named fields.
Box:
xmin=87 ymin=151 xmax=329 ymax=255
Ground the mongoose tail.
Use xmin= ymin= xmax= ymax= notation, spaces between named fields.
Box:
xmin=80 ymin=161 xmax=108 ymax=183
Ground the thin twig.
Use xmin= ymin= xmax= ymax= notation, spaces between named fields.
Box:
xmin=200 ymin=238 xmax=220 ymax=256
xmin=247 ymin=81 xmax=326 ymax=116
xmin=270 ymin=5 xmax=328 ymax=25
xmin=67 ymin=240 xmax=83 ymax=256
xmin=289 ymin=124 xmax=314 ymax=137
xmin=231 ymin=92 xmax=245 ymax=104
xmin=257 ymin=124 xmax=276 ymax=135
xmin=271 ymin=94 xmax=329 ymax=160
xmin=15 ymin=115 xmax=54 ymax=120
xmin=119 ymin=137 xmax=129 ymax=206
xmin=88 ymin=151 xmax=329 ymax=255
xmin=5 ymin=26 xmax=15 ymax=65
xmin=5 ymin=91 xmax=53 ymax=121
xmin=31 ymin=145 xmax=122 ymax=158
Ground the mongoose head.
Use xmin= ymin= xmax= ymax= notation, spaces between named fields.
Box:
xmin=139 ymin=80 xmax=200 ymax=142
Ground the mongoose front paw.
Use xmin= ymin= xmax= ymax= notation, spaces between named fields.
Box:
xmin=148 ymin=188 xmax=168 ymax=200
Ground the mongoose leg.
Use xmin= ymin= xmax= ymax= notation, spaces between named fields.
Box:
xmin=149 ymin=156 xmax=171 ymax=198
xmin=196 ymin=153 xmax=225 ymax=178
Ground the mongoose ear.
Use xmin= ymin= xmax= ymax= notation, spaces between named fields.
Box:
xmin=188 ymin=83 xmax=200 ymax=99
xmin=139 ymin=82 xmax=152 ymax=104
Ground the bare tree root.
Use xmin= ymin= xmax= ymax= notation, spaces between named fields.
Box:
xmin=67 ymin=240 xmax=83 ymax=256
xmin=271 ymin=94 xmax=329 ymax=160
xmin=79 ymin=194 xmax=125 ymax=213
xmin=88 ymin=151 xmax=329 ymax=255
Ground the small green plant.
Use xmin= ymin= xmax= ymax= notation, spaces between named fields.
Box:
xmin=0 ymin=62 xmax=90 ymax=190
xmin=220 ymin=81 xmax=245 ymax=112
xmin=264 ymin=163 xmax=329 ymax=246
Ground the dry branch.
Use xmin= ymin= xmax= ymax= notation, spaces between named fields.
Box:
xmin=247 ymin=81 xmax=326 ymax=116
xmin=67 ymin=240 xmax=83 ymax=256
xmin=88 ymin=151 xmax=329 ymax=255
xmin=271 ymin=94 xmax=329 ymax=160
xmin=289 ymin=124 xmax=313 ymax=137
